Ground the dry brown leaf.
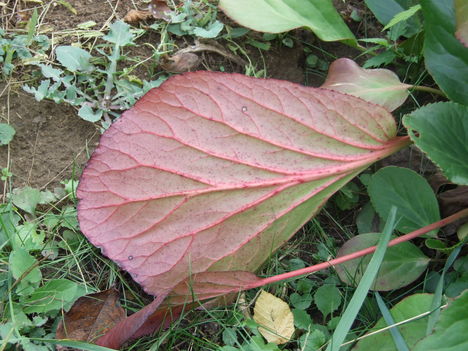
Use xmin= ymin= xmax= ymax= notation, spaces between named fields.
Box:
xmin=150 ymin=0 xmax=172 ymax=21
xmin=56 ymin=289 xmax=126 ymax=345
xmin=160 ymin=52 xmax=201 ymax=73
xmin=253 ymin=290 xmax=294 ymax=345
xmin=124 ymin=9 xmax=153 ymax=24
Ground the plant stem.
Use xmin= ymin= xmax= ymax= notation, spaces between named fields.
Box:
xmin=252 ymin=208 xmax=468 ymax=288
xmin=411 ymin=85 xmax=447 ymax=98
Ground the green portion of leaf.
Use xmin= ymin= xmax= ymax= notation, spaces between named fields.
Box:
xmin=55 ymin=46 xmax=94 ymax=72
xmin=193 ymin=21 xmax=224 ymax=38
xmin=336 ymin=233 xmax=429 ymax=291
xmin=314 ymin=284 xmax=342 ymax=318
xmin=11 ymin=187 xmax=42 ymax=214
xmin=103 ymin=21 xmax=134 ymax=46
xmin=9 ymin=248 xmax=42 ymax=284
xmin=22 ymin=279 xmax=83 ymax=313
xmin=365 ymin=0 xmax=422 ymax=38
xmin=290 ymin=292 xmax=312 ymax=310
xmin=353 ymin=294 xmax=433 ymax=351
xmin=0 ymin=123 xmax=16 ymax=145
xmin=413 ymin=290 xmax=468 ymax=351
xmin=219 ymin=0 xmax=356 ymax=43
xmin=403 ymin=102 xmax=468 ymax=185
xmin=421 ymin=0 xmax=468 ymax=104
xmin=455 ymin=0 xmax=468 ymax=47
xmin=368 ymin=166 xmax=440 ymax=235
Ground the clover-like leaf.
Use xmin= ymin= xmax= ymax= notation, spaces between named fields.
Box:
xmin=321 ymin=58 xmax=411 ymax=111
xmin=77 ymin=72 xmax=408 ymax=300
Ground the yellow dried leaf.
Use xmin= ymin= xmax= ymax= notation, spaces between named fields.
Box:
xmin=253 ymin=290 xmax=294 ymax=344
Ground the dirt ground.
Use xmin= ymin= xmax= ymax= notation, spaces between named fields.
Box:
xmin=0 ymin=0 xmax=373 ymax=190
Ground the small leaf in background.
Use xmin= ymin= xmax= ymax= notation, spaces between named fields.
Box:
xmin=193 ymin=20 xmax=224 ymax=38
xmin=413 ymin=290 xmax=468 ymax=351
xmin=421 ymin=0 xmax=468 ymax=104
xmin=11 ymin=187 xmax=42 ymax=214
xmin=55 ymin=46 xmax=94 ymax=72
xmin=222 ymin=327 xmax=238 ymax=346
xmin=353 ymin=293 xmax=433 ymax=351
xmin=292 ymin=309 xmax=312 ymax=330
xmin=382 ymin=5 xmax=421 ymax=32
xmin=160 ymin=52 xmax=201 ymax=73
xmin=321 ymin=58 xmax=410 ymax=111
xmin=0 ymin=123 xmax=15 ymax=145
xmin=56 ymin=289 xmax=126 ymax=343
xmin=9 ymin=248 xmax=42 ymax=294
xmin=458 ymin=223 xmax=468 ymax=241
xmin=299 ymin=329 xmax=326 ymax=351
xmin=78 ymin=105 xmax=102 ymax=122
xmin=335 ymin=233 xmax=430 ymax=291
xmin=368 ymin=166 xmax=440 ymax=236
xmin=290 ymin=292 xmax=312 ymax=310
xmin=314 ymin=284 xmax=342 ymax=318
xmin=364 ymin=0 xmax=422 ymax=38
xmin=103 ymin=20 xmax=134 ymax=46
xmin=455 ymin=0 xmax=468 ymax=47
xmin=356 ymin=202 xmax=381 ymax=234
xmin=403 ymin=102 xmax=468 ymax=186
xmin=253 ymin=290 xmax=294 ymax=345
xmin=219 ymin=0 xmax=356 ymax=43
xmin=22 ymin=279 xmax=86 ymax=313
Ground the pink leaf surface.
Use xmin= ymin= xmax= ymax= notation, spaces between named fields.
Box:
xmin=321 ymin=58 xmax=411 ymax=111
xmin=77 ymin=72 xmax=407 ymax=300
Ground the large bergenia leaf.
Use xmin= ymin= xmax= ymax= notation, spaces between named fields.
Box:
xmin=77 ymin=72 xmax=408 ymax=300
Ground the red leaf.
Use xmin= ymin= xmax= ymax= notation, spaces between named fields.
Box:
xmin=77 ymin=72 xmax=407 ymax=302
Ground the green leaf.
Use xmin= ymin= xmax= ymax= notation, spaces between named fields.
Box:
xmin=314 ymin=284 xmax=342 ymax=318
xmin=293 ymin=309 xmax=313 ymax=330
xmin=11 ymin=187 xmax=42 ymax=214
xmin=368 ymin=166 xmax=440 ymax=236
xmin=78 ymin=105 xmax=103 ymax=122
xmin=382 ymin=5 xmax=421 ymax=31
xmin=353 ymin=294 xmax=434 ymax=351
xmin=455 ymin=0 xmax=468 ymax=47
xmin=299 ymin=329 xmax=326 ymax=351
xmin=55 ymin=46 xmax=94 ymax=72
xmin=421 ymin=0 xmax=468 ymax=104
xmin=413 ymin=290 xmax=468 ymax=351
xmin=290 ymin=292 xmax=312 ymax=310
xmin=103 ymin=21 xmax=134 ymax=46
xmin=403 ymin=102 xmax=468 ymax=185
xmin=22 ymin=279 xmax=84 ymax=313
xmin=193 ymin=21 xmax=224 ymax=38
xmin=336 ymin=233 xmax=429 ymax=291
xmin=9 ymin=248 xmax=42 ymax=284
xmin=365 ymin=0 xmax=422 ymax=38
xmin=219 ymin=0 xmax=356 ymax=44
xmin=0 ymin=123 xmax=15 ymax=145
xmin=38 ymin=64 xmax=64 ymax=81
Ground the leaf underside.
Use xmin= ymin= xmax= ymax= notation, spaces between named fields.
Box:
xmin=77 ymin=72 xmax=406 ymax=301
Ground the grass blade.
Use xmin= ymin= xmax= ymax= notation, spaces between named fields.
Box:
xmin=326 ymin=206 xmax=398 ymax=351
xmin=375 ymin=292 xmax=410 ymax=351
xmin=426 ymin=244 xmax=462 ymax=335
